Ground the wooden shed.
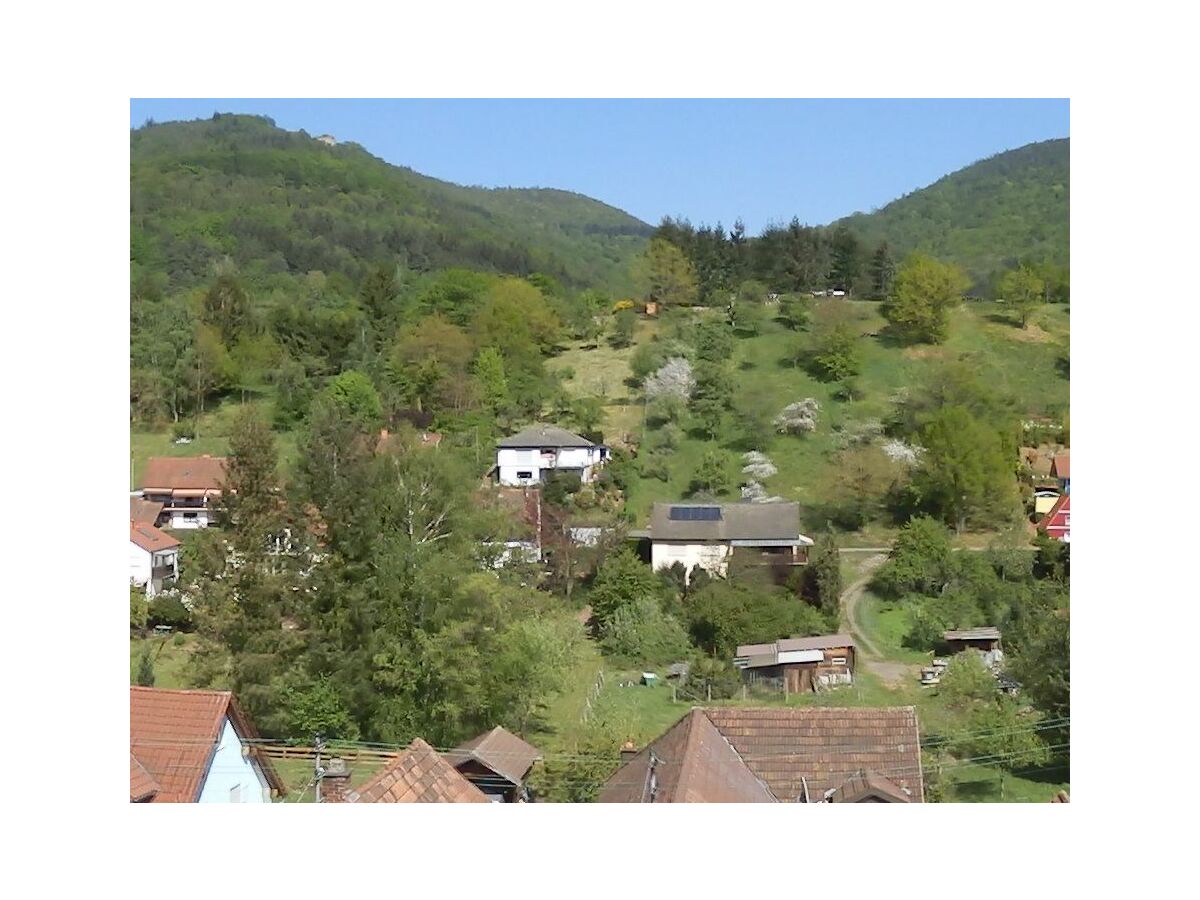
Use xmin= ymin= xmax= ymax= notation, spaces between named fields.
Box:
xmin=942 ymin=627 xmax=1002 ymax=654
xmin=733 ymin=634 xmax=856 ymax=692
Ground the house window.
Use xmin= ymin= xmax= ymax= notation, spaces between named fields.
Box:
xmin=831 ymin=657 xmax=847 ymax=666
xmin=183 ymin=512 xmax=198 ymax=520
xmin=517 ymin=471 xmax=533 ymax=479
xmin=230 ymin=784 xmax=242 ymax=803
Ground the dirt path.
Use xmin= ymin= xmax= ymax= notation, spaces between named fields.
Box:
xmin=839 ymin=553 xmax=922 ymax=688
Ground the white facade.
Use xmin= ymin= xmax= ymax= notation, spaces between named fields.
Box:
xmin=129 ymin=543 xmax=179 ymax=596
xmin=196 ymin=717 xmax=273 ymax=803
xmin=651 ymin=541 xmax=733 ymax=579
xmin=496 ymin=445 xmax=607 ymax=487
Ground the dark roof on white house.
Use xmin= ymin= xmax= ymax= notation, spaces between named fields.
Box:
xmin=647 ymin=501 xmax=811 ymax=543
xmin=496 ymin=425 xmax=596 ymax=448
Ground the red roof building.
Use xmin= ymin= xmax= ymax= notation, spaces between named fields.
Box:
xmin=129 ymin=687 xmax=283 ymax=803
xmin=1039 ymin=494 xmax=1071 ymax=543
xmin=345 ymin=739 xmax=489 ymax=803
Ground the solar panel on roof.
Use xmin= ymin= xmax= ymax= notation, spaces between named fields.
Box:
xmin=668 ymin=506 xmax=722 ymax=521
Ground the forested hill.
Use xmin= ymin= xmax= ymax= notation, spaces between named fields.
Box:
xmin=835 ymin=138 xmax=1069 ymax=281
xmin=131 ymin=114 xmax=652 ymax=293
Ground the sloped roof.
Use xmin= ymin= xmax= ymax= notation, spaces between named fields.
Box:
xmin=496 ymin=425 xmax=596 ymax=448
xmin=130 ymin=497 xmax=164 ymax=525
xmin=130 ymin=753 xmax=160 ymax=802
xmin=825 ymin=769 xmax=912 ymax=803
xmin=141 ymin=456 xmax=228 ymax=492
xmin=129 ymin=686 xmax=284 ymax=803
xmin=446 ymin=726 xmax=543 ymax=786
xmin=735 ymin=634 xmax=855 ymax=668
xmin=1038 ymin=494 xmax=1070 ymax=536
xmin=678 ymin=706 xmax=923 ymax=802
xmin=348 ymin=739 xmax=489 ymax=803
xmin=597 ymin=709 xmax=776 ymax=803
xmin=1051 ymin=451 xmax=1070 ymax=478
xmin=648 ymin=502 xmax=810 ymax=543
xmin=130 ymin=521 xmax=180 ymax=553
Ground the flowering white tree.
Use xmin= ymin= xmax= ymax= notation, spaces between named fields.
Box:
xmin=882 ymin=438 xmax=925 ymax=466
xmin=774 ymin=398 xmax=820 ymax=435
xmin=644 ymin=357 xmax=695 ymax=403
xmin=741 ymin=451 xmax=778 ymax=480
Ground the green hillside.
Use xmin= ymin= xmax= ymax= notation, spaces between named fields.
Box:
xmin=837 ymin=138 xmax=1069 ymax=283
xmin=131 ymin=114 xmax=652 ymax=293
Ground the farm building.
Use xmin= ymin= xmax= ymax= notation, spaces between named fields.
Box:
xmin=445 ymin=726 xmax=543 ymax=802
xmin=633 ymin=501 xmax=813 ymax=582
xmin=597 ymin=706 xmax=923 ymax=803
xmin=494 ymin=424 xmax=608 ymax=487
xmin=943 ymin=627 xmax=1004 ymax=668
xmin=130 ymin=687 xmax=284 ymax=803
xmin=1039 ymin=494 xmax=1071 ymax=543
xmin=139 ymin=455 xmax=228 ymax=529
xmin=733 ymin=634 xmax=855 ymax=692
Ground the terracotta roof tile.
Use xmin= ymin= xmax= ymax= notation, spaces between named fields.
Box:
xmin=130 ymin=752 xmax=160 ymax=802
xmin=348 ymin=739 xmax=489 ymax=803
xmin=141 ymin=456 xmax=228 ymax=492
xmin=130 ymin=687 xmax=283 ymax=803
xmin=130 ymin=497 xmax=164 ymax=525
xmin=130 ymin=521 xmax=180 ymax=552
xmin=599 ymin=706 xmax=924 ymax=803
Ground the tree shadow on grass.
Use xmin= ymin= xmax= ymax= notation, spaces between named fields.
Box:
xmin=952 ymin=777 xmax=1000 ymax=801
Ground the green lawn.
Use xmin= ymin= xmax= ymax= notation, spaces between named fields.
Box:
xmin=130 ymin=633 xmax=201 ymax=689
xmin=856 ymin=593 xmax=929 ymax=664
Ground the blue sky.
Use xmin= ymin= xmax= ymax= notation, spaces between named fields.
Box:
xmin=130 ymin=99 xmax=1068 ymax=234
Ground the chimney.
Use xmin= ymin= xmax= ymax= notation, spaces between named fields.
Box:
xmin=620 ymin=740 xmax=638 ymax=764
xmin=319 ymin=758 xmax=354 ymax=803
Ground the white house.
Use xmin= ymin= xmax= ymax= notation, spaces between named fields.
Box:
xmin=495 ymin=425 xmax=608 ymax=487
xmin=636 ymin=501 xmax=813 ymax=582
xmin=130 ymin=521 xmax=180 ymax=596
xmin=140 ymin=455 xmax=228 ymax=528
xmin=130 ymin=686 xmax=285 ymax=803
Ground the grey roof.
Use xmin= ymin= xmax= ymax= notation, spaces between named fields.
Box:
xmin=648 ymin=501 xmax=807 ymax=543
xmin=496 ymin=425 xmax=596 ymax=448
xmin=944 ymin=627 xmax=1002 ymax=642
xmin=778 ymin=634 xmax=855 ymax=653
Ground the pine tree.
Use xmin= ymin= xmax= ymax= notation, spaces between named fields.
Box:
xmin=869 ymin=242 xmax=896 ymax=299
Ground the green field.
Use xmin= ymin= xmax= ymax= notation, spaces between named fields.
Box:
xmin=550 ymin=300 xmax=1069 ymax=531
xmin=130 ymin=633 xmax=201 ymax=689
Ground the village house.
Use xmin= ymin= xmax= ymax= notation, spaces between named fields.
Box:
xmin=1020 ymin=446 xmax=1062 ymax=515
xmin=598 ymin=706 xmax=923 ymax=803
xmin=494 ymin=425 xmax=608 ymax=487
xmin=129 ymin=520 xmax=180 ymax=596
xmin=139 ymin=455 xmax=228 ymax=529
xmin=633 ymin=501 xmax=813 ymax=581
xmin=333 ymin=739 xmax=489 ymax=803
xmin=445 ymin=726 xmax=543 ymax=802
xmin=130 ymin=686 xmax=284 ymax=803
xmin=733 ymin=634 xmax=856 ymax=692
xmin=1039 ymin=494 xmax=1071 ymax=543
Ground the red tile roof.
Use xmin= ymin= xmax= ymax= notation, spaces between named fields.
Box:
xmin=129 ymin=687 xmax=283 ymax=803
xmin=141 ymin=456 xmax=228 ymax=492
xmin=599 ymin=706 xmax=924 ymax=803
xmin=1051 ymin=451 xmax=1070 ymax=479
xmin=446 ymin=727 xmax=543 ymax=786
xmin=597 ymin=709 xmax=776 ymax=803
xmin=347 ymin=739 xmax=489 ymax=803
xmin=130 ymin=497 xmax=164 ymax=525
xmin=130 ymin=521 xmax=180 ymax=553
xmin=1038 ymin=494 xmax=1071 ymax=540
xmin=704 ymin=707 xmax=923 ymax=802
xmin=130 ymin=752 xmax=160 ymax=802
xmin=825 ymin=769 xmax=911 ymax=803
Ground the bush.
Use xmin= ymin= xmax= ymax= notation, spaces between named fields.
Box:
xmin=135 ymin=649 xmax=156 ymax=687
xmin=148 ymin=595 xmax=192 ymax=630
xmin=131 ymin=588 xmax=149 ymax=631
xmin=171 ymin=422 xmax=196 ymax=441
xmin=598 ymin=596 xmax=691 ymax=664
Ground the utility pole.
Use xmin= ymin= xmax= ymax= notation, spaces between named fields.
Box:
xmin=313 ymin=732 xmax=327 ymax=804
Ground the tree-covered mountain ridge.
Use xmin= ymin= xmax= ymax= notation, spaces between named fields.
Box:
xmin=834 ymin=138 xmax=1069 ymax=281
xmin=131 ymin=113 xmax=653 ymax=293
